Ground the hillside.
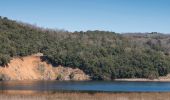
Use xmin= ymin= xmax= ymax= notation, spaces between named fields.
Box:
xmin=1 ymin=17 xmax=170 ymax=80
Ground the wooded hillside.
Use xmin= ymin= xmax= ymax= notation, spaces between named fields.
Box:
xmin=1 ymin=17 xmax=170 ymax=80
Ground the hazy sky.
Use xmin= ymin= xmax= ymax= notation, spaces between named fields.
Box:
xmin=0 ymin=0 xmax=170 ymax=33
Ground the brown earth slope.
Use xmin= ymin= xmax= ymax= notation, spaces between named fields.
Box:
xmin=0 ymin=54 xmax=89 ymax=81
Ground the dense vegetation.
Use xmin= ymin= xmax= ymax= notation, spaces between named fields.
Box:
xmin=1 ymin=17 xmax=170 ymax=80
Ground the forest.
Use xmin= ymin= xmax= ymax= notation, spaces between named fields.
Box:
xmin=0 ymin=16 xmax=170 ymax=80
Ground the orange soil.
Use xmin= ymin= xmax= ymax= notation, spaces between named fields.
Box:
xmin=0 ymin=55 xmax=89 ymax=81
xmin=0 ymin=55 xmax=54 ymax=80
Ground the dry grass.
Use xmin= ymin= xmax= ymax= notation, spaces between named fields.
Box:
xmin=0 ymin=91 xmax=170 ymax=100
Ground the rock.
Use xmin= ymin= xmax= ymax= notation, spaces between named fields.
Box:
xmin=0 ymin=74 xmax=11 ymax=81
xmin=55 ymin=66 xmax=90 ymax=81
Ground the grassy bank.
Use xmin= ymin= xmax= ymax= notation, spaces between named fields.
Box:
xmin=0 ymin=91 xmax=170 ymax=100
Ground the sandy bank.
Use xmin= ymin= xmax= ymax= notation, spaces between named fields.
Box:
xmin=115 ymin=78 xmax=170 ymax=82
xmin=115 ymin=74 xmax=170 ymax=82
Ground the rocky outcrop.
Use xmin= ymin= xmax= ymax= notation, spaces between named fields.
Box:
xmin=0 ymin=55 xmax=90 ymax=81
xmin=55 ymin=66 xmax=90 ymax=81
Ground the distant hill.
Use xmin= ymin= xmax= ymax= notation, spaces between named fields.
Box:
xmin=0 ymin=16 xmax=170 ymax=80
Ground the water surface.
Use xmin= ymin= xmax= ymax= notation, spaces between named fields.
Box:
xmin=0 ymin=81 xmax=170 ymax=92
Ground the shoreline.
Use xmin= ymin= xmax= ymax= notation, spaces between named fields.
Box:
xmin=114 ymin=78 xmax=170 ymax=82
xmin=1 ymin=78 xmax=170 ymax=82
xmin=114 ymin=74 xmax=170 ymax=82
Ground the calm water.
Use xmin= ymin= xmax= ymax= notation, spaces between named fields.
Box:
xmin=0 ymin=81 xmax=170 ymax=92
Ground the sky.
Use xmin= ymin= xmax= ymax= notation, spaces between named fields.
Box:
xmin=0 ymin=0 xmax=170 ymax=33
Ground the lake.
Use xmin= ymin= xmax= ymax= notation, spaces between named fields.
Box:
xmin=0 ymin=81 xmax=170 ymax=92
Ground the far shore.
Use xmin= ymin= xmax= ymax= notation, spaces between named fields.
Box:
xmin=1 ymin=78 xmax=170 ymax=82
xmin=114 ymin=74 xmax=170 ymax=82
xmin=115 ymin=78 xmax=170 ymax=82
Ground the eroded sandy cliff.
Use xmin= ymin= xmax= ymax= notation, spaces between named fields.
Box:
xmin=0 ymin=54 xmax=90 ymax=81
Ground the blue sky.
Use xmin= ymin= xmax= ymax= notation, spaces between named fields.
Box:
xmin=0 ymin=0 xmax=170 ymax=33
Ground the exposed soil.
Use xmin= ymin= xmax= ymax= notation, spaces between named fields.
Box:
xmin=0 ymin=54 xmax=89 ymax=81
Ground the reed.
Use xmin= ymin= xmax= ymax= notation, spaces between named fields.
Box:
xmin=0 ymin=91 xmax=170 ymax=100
